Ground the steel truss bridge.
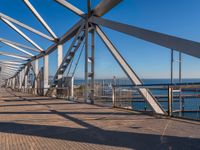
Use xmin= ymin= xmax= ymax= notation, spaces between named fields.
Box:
xmin=1 ymin=0 xmax=200 ymax=115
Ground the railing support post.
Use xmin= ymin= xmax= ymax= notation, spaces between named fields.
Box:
xmin=168 ymin=86 xmax=173 ymax=116
xmin=112 ymin=85 xmax=116 ymax=108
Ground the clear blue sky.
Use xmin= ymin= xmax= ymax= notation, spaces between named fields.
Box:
xmin=1 ymin=0 xmax=200 ymax=79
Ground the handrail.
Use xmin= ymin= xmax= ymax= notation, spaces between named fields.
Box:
xmin=113 ymin=82 xmax=200 ymax=89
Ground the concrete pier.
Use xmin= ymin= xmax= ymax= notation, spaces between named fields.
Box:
xmin=0 ymin=88 xmax=199 ymax=150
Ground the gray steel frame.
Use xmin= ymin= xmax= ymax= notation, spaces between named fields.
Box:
xmin=1 ymin=0 xmax=200 ymax=114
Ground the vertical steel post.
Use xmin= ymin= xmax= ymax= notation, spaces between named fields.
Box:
xmin=14 ymin=76 xmax=17 ymax=90
xmin=171 ymin=49 xmax=174 ymax=84
xmin=88 ymin=0 xmax=91 ymax=17
xmin=8 ymin=79 xmax=11 ymax=88
xmin=179 ymin=52 xmax=183 ymax=114
xmin=10 ymin=79 xmax=12 ymax=88
xmin=57 ymin=44 xmax=63 ymax=79
xmin=24 ymin=75 xmax=28 ymax=92
xmin=34 ymin=59 xmax=39 ymax=95
xmin=7 ymin=79 xmax=9 ymax=88
xmin=179 ymin=52 xmax=182 ymax=83
xmin=43 ymin=55 xmax=49 ymax=95
xmin=70 ymin=76 xmax=74 ymax=99
xmin=6 ymin=79 xmax=8 ymax=88
xmin=57 ymin=44 xmax=63 ymax=96
xmin=21 ymin=68 xmax=24 ymax=91
xmin=84 ymin=21 xmax=89 ymax=102
xmin=19 ymin=71 xmax=22 ymax=90
xmin=10 ymin=78 xmax=12 ymax=89
xmin=12 ymin=77 xmax=15 ymax=90
xmin=112 ymin=85 xmax=116 ymax=108
xmin=91 ymin=29 xmax=95 ymax=103
xmin=5 ymin=79 xmax=8 ymax=88
xmin=168 ymin=86 xmax=173 ymax=116
xmin=10 ymin=78 xmax=12 ymax=88
xmin=24 ymin=66 xmax=28 ymax=92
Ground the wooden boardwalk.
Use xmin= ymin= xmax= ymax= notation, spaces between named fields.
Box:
xmin=0 ymin=88 xmax=199 ymax=150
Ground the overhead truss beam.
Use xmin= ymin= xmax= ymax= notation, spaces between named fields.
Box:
xmin=0 ymin=60 xmax=23 ymax=65
xmin=1 ymin=41 xmax=33 ymax=56
xmin=93 ymin=0 xmax=122 ymax=17
xmin=2 ymin=66 xmax=19 ymax=70
xmin=55 ymin=0 xmax=85 ymax=17
xmin=0 ymin=64 xmax=21 ymax=69
xmin=0 ymin=52 xmax=30 ymax=60
xmin=0 ymin=38 xmax=40 ymax=52
xmin=24 ymin=0 xmax=58 ymax=39
xmin=0 ymin=13 xmax=54 ymax=41
xmin=1 ymin=17 xmax=43 ymax=51
xmin=90 ymin=17 xmax=200 ymax=59
xmin=30 ymin=19 xmax=84 ymax=62
xmin=2 ymin=69 xmax=17 ymax=74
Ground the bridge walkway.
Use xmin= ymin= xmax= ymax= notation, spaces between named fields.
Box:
xmin=0 ymin=88 xmax=199 ymax=150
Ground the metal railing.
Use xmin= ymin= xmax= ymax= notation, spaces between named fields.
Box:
xmin=9 ymin=82 xmax=200 ymax=121
xmin=112 ymin=83 xmax=200 ymax=120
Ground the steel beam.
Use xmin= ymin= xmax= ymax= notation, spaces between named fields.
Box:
xmin=34 ymin=59 xmax=38 ymax=94
xmin=43 ymin=55 xmax=49 ymax=95
xmin=24 ymin=0 xmax=57 ymax=39
xmin=12 ymin=77 xmax=15 ymax=89
xmin=2 ymin=68 xmax=16 ymax=73
xmin=0 ymin=65 xmax=21 ymax=70
xmin=31 ymin=19 xmax=84 ymax=61
xmin=96 ymin=25 xmax=165 ymax=115
xmin=0 ymin=38 xmax=39 ymax=52
xmin=0 ymin=60 xmax=23 ymax=65
xmin=0 ymin=52 xmax=30 ymax=60
xmin=171 ymin=49 xmax=174 ymax=84
xmin=91 ymin=29 xmax=95 ymax=101
xmin=1 ymin=72 xmax=14 ymax=77
xmin=55 ymin=24 xmax=85 ymax=79
xmin=23 ymin=65 xmax=28 ymax=91
xmin=85 ymin=22 xmax=89 ymax=101
xmin=1 ymin=41 xmax=34 ymax=56
xmin=52 ymin=42 xmax=60 ymax=95
xmin=90 ymin=17 xmax=200 ymax=58
xmin=179 ymin=52 xmax=182 ymax=83
xmin=21 ymin=68 xmax=25 ymax=89
xmin=57 ymin=44 xmax=63 ymax=79
xmin=8 ymin=19 xmax=84 ymax=79
xmin=55 ymin=0 xmax=85 ymax=17
xmin=93 ymin=0 xmax=122 ymax=17
xmin=3 ymin=71 xmax=16 ymax=76
xmin=168 ymin=87 xmax=173 ymax=116
xmin=1 ymin=75 xmax=12 ymax=79
xmin=24 ymin=74 xmax=28 ymax=90
xmin=0 ymin=62 xmax=22 ymax=67
xmin=0 ymin=13 xmax=54 ymax=41
xmin=2 ymin=65 xmax=18 ymax=71
xmin=19 ymin=71 xmax=22 ymax=89
xmin=2 ymin=67 xmax=18 ymax=71
xmin=1 ymin=17 xmax=43 ymax=51
xmin=46 ymin=24 xmax=85 ymax=96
